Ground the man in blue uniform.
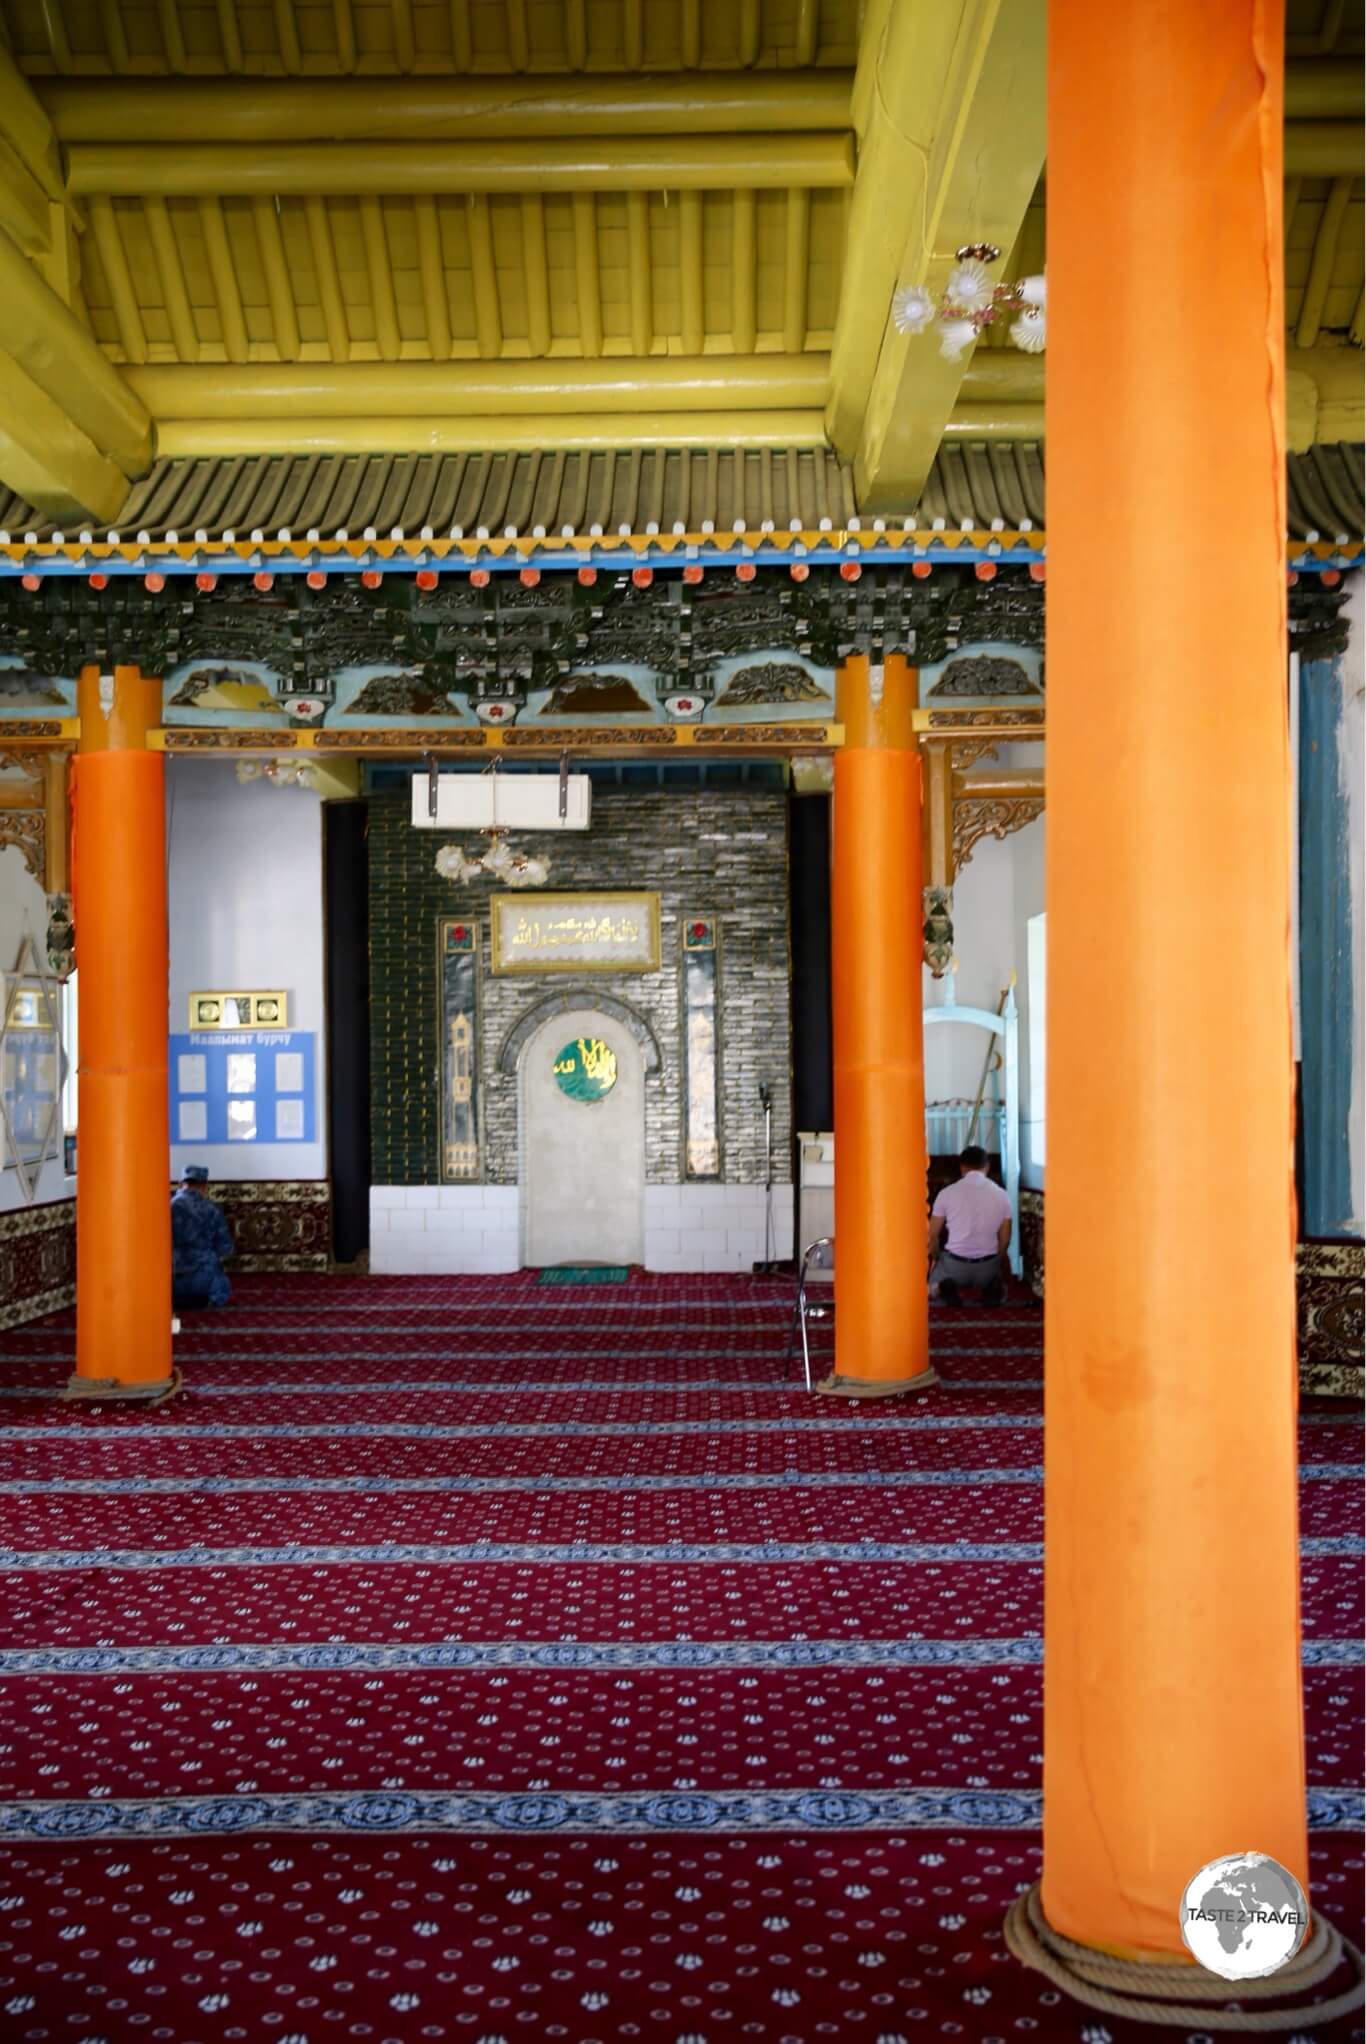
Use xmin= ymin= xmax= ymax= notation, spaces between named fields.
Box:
xmin=171 ymin=1164 xmax=234 ymax=1309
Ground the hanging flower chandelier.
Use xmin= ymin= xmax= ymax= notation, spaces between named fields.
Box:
xmin=435 ymin=830 xmax=549 ymax=889
xmin=892 ymin=245 xmax=1046 ymax=361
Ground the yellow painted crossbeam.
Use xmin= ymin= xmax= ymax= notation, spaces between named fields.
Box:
xmin=42 ymin=72 xmax=854 ymax=142
xmin=125 ymin=358 xmax=830 ymax=422
xmin=828 ymin=0 xmax=1047 ymax=511
xmin=67 ymin=134 xmax=854 ymax=198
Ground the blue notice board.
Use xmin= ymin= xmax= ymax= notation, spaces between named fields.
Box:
xmin=170 ymin=1031 xmax=317 ymax=1147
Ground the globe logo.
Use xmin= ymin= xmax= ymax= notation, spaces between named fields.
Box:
xmin=1180 ymin=1851 xmax=1309 ymax=1980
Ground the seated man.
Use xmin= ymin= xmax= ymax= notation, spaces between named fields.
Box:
xmin=171 ymin=1164 xmax=234 ymax=1310
xmin=928 ymin=1144 xmax=1012 ymax=1308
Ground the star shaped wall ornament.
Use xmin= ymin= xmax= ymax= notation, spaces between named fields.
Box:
xmin=0 ymin=927 xmax=68 ymax=1203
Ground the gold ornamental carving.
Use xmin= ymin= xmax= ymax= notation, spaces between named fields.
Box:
xmin=162 ymin=729 xmax=302 ymax=751
xmin=692 ymin=724 xmax=833 ymax=747
xmin=0 ymin=811 xmax=45 ymax=883
xmin=952 ymin=796 xmax=1045 ymax=872
xmin=313 ymin=727 xmax=485 ymax=751
xmin=503 ymin=725 xmax=677 ymax=750
xmin=949 ymin=740 xmax=1002 ymax=773
xmin=926 ymin=708 xmax=1045 ymax=732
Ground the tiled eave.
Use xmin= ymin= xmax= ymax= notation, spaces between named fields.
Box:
xmin=0 ymin=441 xmax=1359 ymax=578
xmin=0 ymin=530 xmax=1359 ymax=583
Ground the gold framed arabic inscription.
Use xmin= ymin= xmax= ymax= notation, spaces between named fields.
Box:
xmin=490 ymin=892 xmax=661 ymax=975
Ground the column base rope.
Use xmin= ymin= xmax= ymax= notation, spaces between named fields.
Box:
xmin=1004 ymin=1882 xmax=1365 ymax=2030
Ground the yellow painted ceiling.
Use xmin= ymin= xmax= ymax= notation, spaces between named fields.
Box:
xmin=3 ymin=1 xmax=860 ymax=75
xmin=0 ymin=0 xmax=1358 ymax=520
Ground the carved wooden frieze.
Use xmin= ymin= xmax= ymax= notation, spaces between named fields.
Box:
xmin=0 ymin=563 xmax=1049 ymax=738
xmin=928 ymin=654 xmax=1041 ymax=698
xmin=952 ymin=795 xmax=1045 ymax=871
xmin=0 ymin=809 xmax=44 ymax=881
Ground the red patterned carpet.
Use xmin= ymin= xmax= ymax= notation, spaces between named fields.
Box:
xmin=0 ymin=1271 xmax=1360 ymax=2043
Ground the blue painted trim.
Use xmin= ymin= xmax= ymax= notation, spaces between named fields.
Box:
xmin=0 ymin=543 xmax=1355 ymax=582
xmin=1299 ymin=653 xmax=1357 ymax=1236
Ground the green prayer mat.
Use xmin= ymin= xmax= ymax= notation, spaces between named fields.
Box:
xmin=535 ymin=1265 xmax=631 ymax=1285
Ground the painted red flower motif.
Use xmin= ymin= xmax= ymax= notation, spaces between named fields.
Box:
xmin=453 ymin=926 xmax=467 ymax=943
xmin=690 ymin=922 xmax=707 ymax=940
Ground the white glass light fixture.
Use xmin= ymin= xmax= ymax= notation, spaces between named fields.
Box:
xmin=435 ymin=832 xmax=549 ymax=888
xmin=893 ymin=244 xmax=1046 ymax=361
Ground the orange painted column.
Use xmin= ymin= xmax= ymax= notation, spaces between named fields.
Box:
xmin=70 ymin=664 xmax=173 ymax=1397
xmin=1043 ymin=0 xmax=1305 ymax=1958
xmin=825 ymin=652 xmax=932 ymax=1397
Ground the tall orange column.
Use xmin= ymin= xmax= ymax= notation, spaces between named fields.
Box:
xmin=1042 ymin=0 xmax=1306 ymax=1961
xmin=69 ymin=664 xmax=173 ymax=1398
xmin=824 ymin=652 xmax=932 ymax=1397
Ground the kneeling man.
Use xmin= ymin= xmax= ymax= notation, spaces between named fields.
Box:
xmin=929 ymin=1145 xmax=1012 ymax=1307
xmin=171 ymin=1164 xmax=235 ymax=1310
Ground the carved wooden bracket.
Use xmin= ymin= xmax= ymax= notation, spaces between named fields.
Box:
xmin=952 ymin=795 xmax=1046 ymax=872
xmin=0 ymin=810 xmax=45 ymax=884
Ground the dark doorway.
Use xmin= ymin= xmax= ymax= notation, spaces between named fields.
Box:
xmin=788 ymin=792 xmax=834 ymax=1259
xmin=325 ymin=801 xmax=371 ymax=1264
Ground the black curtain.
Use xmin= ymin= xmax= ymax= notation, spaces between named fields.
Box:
xmin=324 ymin=801 xmax=371 ymax=1265
xmin=788 ymin=794 xmax=833 ymax=1257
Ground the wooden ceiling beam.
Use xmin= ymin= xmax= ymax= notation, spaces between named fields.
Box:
xmin=126 ymin=356 xmax=830 ymax=420
xmin=828 ymin=0 xmax=1046 ymax=512
xmin=152 ymin=410 xmax=830 ymax=459
xmin=0 ymin=346 xmax=127 ymax=521
xmin=1283 ymin=122 xmax=1365 ymax=173
xmin=1284 ymin=60 xmax=1365 ymax=116
xmin=67 ymin=135 xmax=853 ymax=200
xmin=40 ymin=73 xmax=852 ymax=143
xmin=0 ymin=71 xmax=150 ymax=516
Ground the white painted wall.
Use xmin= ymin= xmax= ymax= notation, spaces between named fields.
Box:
xmin=166 ymin=760 xmax=327 ymax=1180
xmin=0 ymin=845 xmax=72 ymax=1212
xmin=922 ymin=788 xmax=1046 ymax=1189
xmin=1345 ymin=572 xmax=1364 ymax=1232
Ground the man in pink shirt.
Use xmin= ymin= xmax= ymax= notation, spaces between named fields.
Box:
xmin=928 ymin=1145 xmax=1013 ymax=1307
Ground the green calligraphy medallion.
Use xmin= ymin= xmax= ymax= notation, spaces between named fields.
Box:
xmin=552 ymin=1036 xmax=618 ymax=1102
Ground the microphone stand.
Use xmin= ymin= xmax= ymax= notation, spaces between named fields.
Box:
xmin=753 ymin=1084 xmax=780 ymax=1274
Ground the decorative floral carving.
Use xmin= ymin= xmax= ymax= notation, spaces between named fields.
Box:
xmin=162 ymin=729 xmax=301 ymax=750
xmin=313 ymin=727 xmax=484 ymax=750
xmin=0 ymin=810 xmax=44 ymax=881
xmin=714 ymin=663 xmax=828 ymax=708
xmin=928 ymin=655 xmax=1040 ymax=698
xmin=347 ymin=671 xmax=465 ymax=717
xmin=952 ymin=795 xmax=1045 ymax=871
xmin=0 ymin=751 xmax=47 ymax=788
xmin=927 ymin=708 xmax=1044 ymax=731
xmin=693 ymin=724 xmax=833 ymax=747
xmin=503 ymin=724 xmax=677 ymax=748
xmin=948 ymin=740 xmax=1001 ymax=773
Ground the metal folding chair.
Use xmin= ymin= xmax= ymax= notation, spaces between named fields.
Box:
xmin=784 ymin=1236 xmax=834 ymax=1392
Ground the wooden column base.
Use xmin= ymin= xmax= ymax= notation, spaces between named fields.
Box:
xmin=62 ymin=1368 xmax=182 ymax=1406
xmin=816 ymin=1368 xmax=938 ymax=1399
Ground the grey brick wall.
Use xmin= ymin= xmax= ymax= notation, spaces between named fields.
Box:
xmin=368 ymin=787 xmax=793 ymax=1187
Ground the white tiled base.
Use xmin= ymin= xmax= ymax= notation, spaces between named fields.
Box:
xmin=369 ymin=1182 xmax=794 ymax=1276
xmin=369 ymin=1186 xmax=520 ymax=1275
xmin=643 ymin=1183 xmax=793 ymax=1274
